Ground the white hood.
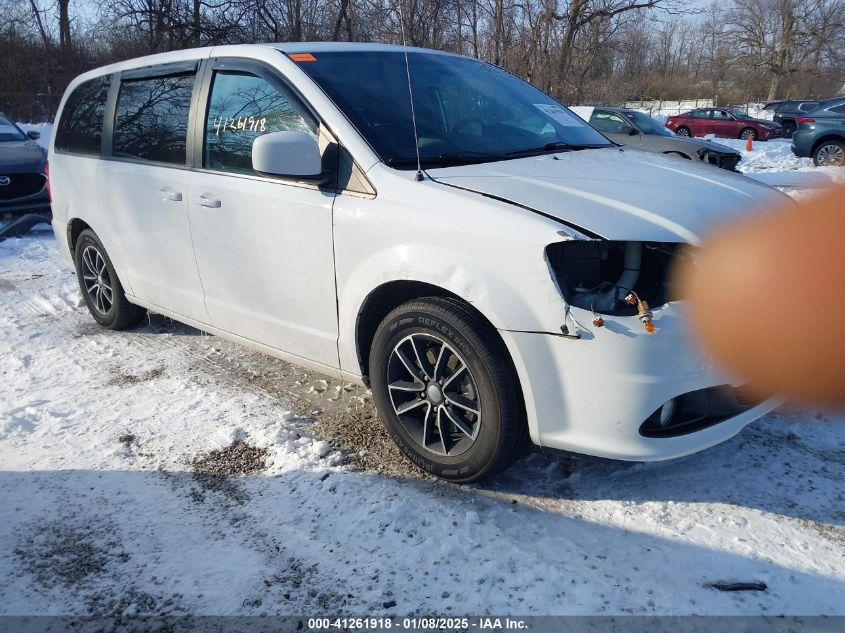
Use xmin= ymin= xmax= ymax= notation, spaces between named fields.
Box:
xmin=427 ymin=147 xmax=789 ymax=244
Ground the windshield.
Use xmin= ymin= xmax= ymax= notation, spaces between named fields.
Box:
xmin=296 ymin=50 xmax=612 ymax=167
xmin=0 ymin=115 xmax=26 ymax=142
xmin=625 ymin=111 xmax=674 ymax=136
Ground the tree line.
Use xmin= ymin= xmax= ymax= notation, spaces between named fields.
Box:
xmin=1 ymin=0 xmax=843 ymax=121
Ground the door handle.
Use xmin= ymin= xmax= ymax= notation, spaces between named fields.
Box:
xmin=160 ymin=188 xmax=183 ymax=202
xmin=197 ymin=194 xmax=222 ymax=208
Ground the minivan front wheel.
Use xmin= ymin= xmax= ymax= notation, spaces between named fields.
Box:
xmin=74 ymin=229 xmax=146 ymax=330
xmin=369 ymin=297 xmax=527 ymax=483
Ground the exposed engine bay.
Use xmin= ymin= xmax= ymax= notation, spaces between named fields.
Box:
xmin=546 ymin=240 xmax=693 ymax=317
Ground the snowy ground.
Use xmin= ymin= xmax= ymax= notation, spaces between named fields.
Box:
xmin=1 ymin=130 xmax=844 ymax=619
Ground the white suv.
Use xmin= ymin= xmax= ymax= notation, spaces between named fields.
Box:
xmin=50 ymin=43 xmax=783 ymax=482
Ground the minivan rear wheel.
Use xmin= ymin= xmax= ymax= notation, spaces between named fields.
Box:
xmin=74 ymin=229 xmax=146 ymax=330
xmin=369 ymin=297 xmax=528 ymax=483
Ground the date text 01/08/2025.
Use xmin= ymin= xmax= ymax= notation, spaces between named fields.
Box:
xmin=307 ymin=617 xmax=529 ymax=630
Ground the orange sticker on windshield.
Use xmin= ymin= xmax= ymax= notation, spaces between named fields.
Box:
xmin=289 ymin=53 xmax=316 ymax=62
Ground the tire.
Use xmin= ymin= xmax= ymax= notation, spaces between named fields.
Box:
xmin=74 ymin=229 xmax=146 ymax=330
xmin=369 ymin=297 xmax=528 ymax=483
xmin=782 ymin=121 xmax=796 ymax=138
xmin=675 ymin=126 xmax=691 ymax=137
xmin=813 ymin=140 xmax=845 ymax=167
xmin=739 ymin=127 xmax=757 ymax=141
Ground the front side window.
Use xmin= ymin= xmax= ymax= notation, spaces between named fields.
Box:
xmin=0 ymin=114 xmax=26 ymax=142
xmin=828 ymin=104 xmax=845 ymax=114
xmin=204 ymin=71 xmax=316 ymax=174
xmin=625 ymin=111 xmax=674 ymax=136
xmin=55 ymin=75 xmax=111 ymax=154
xmin=590 ymin=111 xmax=632 ymax=135
xmin=113 ymin=73 xmax=194 ymax=164
xmin=296 ymin=51 xmax=611 ymax=168
xmin=712 ymin=110 xmax=732 ymax=120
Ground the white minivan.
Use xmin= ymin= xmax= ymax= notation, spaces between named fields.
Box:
xmin=50 ymin=43 xmax=784 ymax=482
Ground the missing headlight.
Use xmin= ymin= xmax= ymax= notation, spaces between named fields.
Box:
xmin=546 ymin=240 xmax=690 ymax=315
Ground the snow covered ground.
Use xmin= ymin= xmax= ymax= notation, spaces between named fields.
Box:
xmin=1 ymin=131 xmax=844 ymax=619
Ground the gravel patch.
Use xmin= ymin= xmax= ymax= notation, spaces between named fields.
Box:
xmin=192 ymin=440 xmax=269 ymax=477
xmin=14 ymin=517 xmax=129 ymax=589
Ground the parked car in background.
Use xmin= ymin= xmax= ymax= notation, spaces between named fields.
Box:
xmin=761 ymin=101 xmax=784 ymax=113
xmin=0 ymin=113 xmax=50 ymax=220
xmin=791 ymin=97 xmax=845 ymax=167
xmin=666 ymin=108 xmax=782 ymax=141
xmin=571 ymin=106 xmax=741 ymax=171
xmin=768 ymin=100 xmax=820 ymax=137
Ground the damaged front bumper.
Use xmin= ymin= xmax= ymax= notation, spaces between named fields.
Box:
xmin=502 ymin=302 xmax=780 ymax=461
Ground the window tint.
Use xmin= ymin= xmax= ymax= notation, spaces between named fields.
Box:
xmin=0 ymin=114 xmax=26 ymax=142
xmin=298 ymin=51 xmax=611 ymax=168
xmin=113 ymin=73 xmax=194 ymax=164
xmin=712 ymin=110 xmax=731 ymax=119
xmin=55 ymin=75 xmax=111 ymax=154
xmin=204 ymin=71 xmax=316 ymax=174
xmin=590 ymin=111 xmax=631 ymax=135
xmin=798 ymin=102 xmax=818 ymax=112
xmin=829 ymin=104 xmax=845 ymax=114
xmin=690 ymin=110 xmax=709 ymax=119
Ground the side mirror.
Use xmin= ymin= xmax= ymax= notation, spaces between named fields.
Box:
xmin=26 ymin=130 xmax=41 ymax=140
xmin=252 ymin=131 xmax=321 ymax=179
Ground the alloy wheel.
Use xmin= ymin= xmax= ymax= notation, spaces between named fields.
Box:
xmin=81 ymin=245 xmax=113 ymax=314
xmin=676 ymin=128 xmax=690 ymax=137
xmin=816 ymin=144 xmax=845 ymax=167
xmin=386 ymin=333 xmax=482 ymax=457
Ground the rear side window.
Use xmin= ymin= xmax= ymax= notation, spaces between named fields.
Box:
xmin=113 ymin=73 xmax=194 ymax=164
xmin=55 ymin=75 xmax=111 ymax=154
xmin=798 ymin=102 xmax=818 ymax=112
xmin=203 ymin=71 xmax=316 ymax=174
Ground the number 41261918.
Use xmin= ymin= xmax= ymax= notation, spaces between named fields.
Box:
xmin=213 ymin=115 xmax=267 ymax=136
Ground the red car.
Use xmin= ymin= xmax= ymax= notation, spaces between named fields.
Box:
xmin=665 ymin=108 xmax=783 ymax=141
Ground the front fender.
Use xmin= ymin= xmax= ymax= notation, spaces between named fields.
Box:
xmin=333 ymin=174 xmax=573 ymax=376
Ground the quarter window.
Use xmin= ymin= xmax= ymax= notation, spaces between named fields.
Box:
xmin=55 ymin=75 xmax=111 ymax=154
xmin=113 ymin=73 xmax=194 ymax=165
xmin=204 ymin=71 xmax=316 ymax=174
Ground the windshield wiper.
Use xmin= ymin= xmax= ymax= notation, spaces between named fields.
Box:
xmin=504 ymin=142 xmax=603 ymax=158
xmin=387 ymin=151 xmax=506 ymax=168
xmin=436 ymin=150 xmax=506 ymax=163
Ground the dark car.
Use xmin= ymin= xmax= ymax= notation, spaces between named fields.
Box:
xmin=791 ymin=97 xmax=845 ymax=167
xmin=571 ymin=106 xmax=742 ymax=171
xmin=665 ymin=108 xmax=783 ymax=141
xmin=767 ymin=100 xmax=820 ymax=137
xmin=0 ymin=113 xmax=51 ymax=220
